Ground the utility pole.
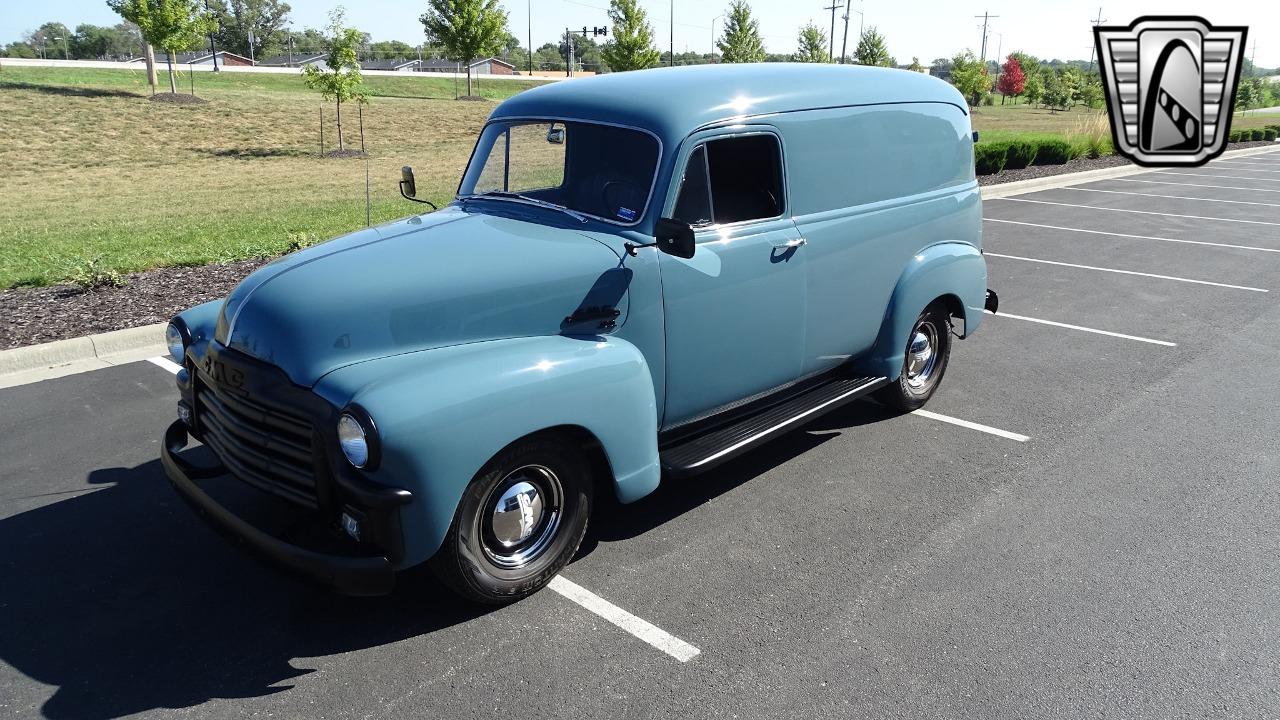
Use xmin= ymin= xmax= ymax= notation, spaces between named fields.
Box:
xmin=995 ymin=32 xmax=1003 ymax=64
xmin=824 ymin=1 xmax=841 ymax=62
xmin=528 ymin=0 xmax=533 ymax=74
xmin=975 ymin=11 xmax=998 ymax=63
xmin=839 ymin=0 xmax=851 ymax=64
xmin=711 ymin=14 xmax=725 ymax=62
xmin=669 ymin=0 xmax=674 ymax=66
xmin=1086 ymin=7 xmax=1106 ymax=73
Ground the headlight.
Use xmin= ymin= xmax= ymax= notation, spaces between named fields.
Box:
xmin=165 ymin=322 xmax=187 ymax=364
xmin=337 ymin=413 xmax=371 ymax=469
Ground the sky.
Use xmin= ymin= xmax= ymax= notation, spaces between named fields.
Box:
xmin=4 ymin=0 xmax=1277 ymax=68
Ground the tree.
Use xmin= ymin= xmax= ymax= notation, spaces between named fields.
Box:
xmin=302 ymin=8 xmax=367 ymax=152
xmin=853 ymin=26 xmax=892 ymax=67
xmin=71 ymin=23 xmax=143 ymax=59
xmin=717 ymin=1 xmax=765 ymax=64
xmin=1059 ymin=66 xmax=1083 ymax=107
xmin=1236 ymin=77 xmax=1259 ymax=114
xmin=930 ymin=56 xmax=953 ymax=76
xmin=794 ymin=22 xmax=827 ymax=63
xmin=1023 ymin=70 xmax=1044 ymax=106
xmin=420 ymin=0 xmax=509 ymax=97
xmin=601 ymin=0 xmax=660 ymax=71
xmin=907 ymin=56 xmax=924 ymax=73
xmin=995 ymin=55 xmax=1024 ymax=104
xmin=1079 ymin=75 xmax=1104 ymax=109
xmin=209 ymin=0 xmax=292 ymax=61
xmin=950 ymin=50 xmax=991 ymax=106
xmin=366 ymin=39 xmax=416 ymax=60
xmin=2 ymin=42 xmax=39 ymax=58
xmin=108 ymin=0 xmax=215 ymax=94
xmin=1040 ymin=69 xmax=1070 ymax=110
xmin=25 ymin=22 xmax=72 ymax=58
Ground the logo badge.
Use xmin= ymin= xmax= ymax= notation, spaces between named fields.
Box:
xmin=1095 ymin=16 xmax=1247 ymax=166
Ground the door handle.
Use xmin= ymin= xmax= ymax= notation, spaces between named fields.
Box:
xmin=774 ymin=237 xmax=807 ymax=249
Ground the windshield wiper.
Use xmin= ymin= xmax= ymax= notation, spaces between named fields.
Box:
xmin=460 ymin=191 xmax=588 ymax=223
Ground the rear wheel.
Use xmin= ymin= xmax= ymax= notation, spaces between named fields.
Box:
xmin=875 ymin=301 xmax=952 ymax=411
xmin=430 ymin=434 xmax=592 ymax=605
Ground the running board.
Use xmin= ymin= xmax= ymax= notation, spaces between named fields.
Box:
xmin=659 ymin=376 xmax=888 ymax=477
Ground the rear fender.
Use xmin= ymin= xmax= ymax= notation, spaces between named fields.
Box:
xmin=860 ymin=242 xmax=987 ymax=380
xmin=312 ymin=335 xmax=661 ymax=567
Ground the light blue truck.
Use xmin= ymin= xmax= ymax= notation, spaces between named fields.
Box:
xmin=161 ymin=63 xmax=996 ymax=603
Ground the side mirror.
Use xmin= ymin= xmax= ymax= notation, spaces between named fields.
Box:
xmin=654 ymin=217 xmax=696 ymax=259
xmin=546 ymin=126 xmax=565 ymax=145
xmin=399 ymin=166 xmax=417 ymax=197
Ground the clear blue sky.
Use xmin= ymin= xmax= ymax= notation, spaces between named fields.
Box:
xmin=5 ymin=0 xmax=1277 ymax=67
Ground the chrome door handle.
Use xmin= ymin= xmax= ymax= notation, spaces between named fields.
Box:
xmin=782 ymin=237 xmax=807 ymax=248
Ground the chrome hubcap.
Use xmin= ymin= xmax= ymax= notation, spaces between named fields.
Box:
xmin=905 ymin=322 xmax=939 ymax=390
xmin=482 ymin=465 xmax=563 ymax=569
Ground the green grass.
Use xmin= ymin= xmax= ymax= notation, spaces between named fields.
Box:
xmin=0 ymin=67 xmax=545 ymax=288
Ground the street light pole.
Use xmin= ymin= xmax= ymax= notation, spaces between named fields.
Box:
xmin=711 ymin=14 xmax=724 ymax=62
xmin=669 ymin=0 xmax=674 ymax=66
xmin=527 ymin=0 xmax=533 ymax=74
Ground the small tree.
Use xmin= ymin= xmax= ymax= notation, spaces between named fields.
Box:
xmin=302 ymin=8 xmax=367 ymax=152
xmin=950 ymin=50 xmax=991 ymax=107
xmin=717 ymin=1 xmax=765 ymax=64
xmin=420 ymin=0 xmax=508 ymax=97
xmin=907 ymin=56 xmax=924 ymax=73
xmin=1079 ymin=76 xmax=1104 ymax=109
xmin=601 ymin=0 xmax=660 ymax=71
xmin=1041 ymin=69 xmax=1069 ymax=110
xmin=1059 ymin=66 xmax=1083 ymax=107
xmin=794 ymin=22 xmax=827 ymax=63
xmin=108 ymin=0 xmax=214 ymax=94
xmin=995 ymin=55 xmax=1024 ymax=104
xmin=853 ymin=26 xmax=892 ymax=67
xmin=1023 ymin=71 xmax=1044 ymax=106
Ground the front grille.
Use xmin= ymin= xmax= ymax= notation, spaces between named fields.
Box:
xmin=195 ymin=377 xmax=320 ymax=509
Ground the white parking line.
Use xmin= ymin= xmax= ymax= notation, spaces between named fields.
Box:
xmin=1061 ymin=186 xmax=1280 ymax=208
xmin=148 ymin=356 xmax=182 ymax=374
xmin=984 ymin=309 xmax=1177 ymax=347
xmin=983 ymin=218 xmax=1280 ymax=253
xmin=548 ymin=575 xmax=701 ymax=663
xmin=1108 ymin=178 xmax=1280 ymax=194
xmin=1210 ymin=158 xmax=1280 ymax=166
xmin=1209 ymin=162 xmax=1280 ymax=173
xmin=984 ymin=252 xmax=1268 ymax=292
xmin=908 ymin=409 xmax=1030 ymax=442
xmin=1151 ymin=171 xmax=1280 ymax=183
xmin=991 ymin=198 xmax=1280 ymax=227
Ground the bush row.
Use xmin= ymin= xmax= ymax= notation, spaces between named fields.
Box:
xmin=1228 ymin=126 xmax=1280 ymax=143
xmin=973 ymin=137 xmax=1087 ymax=175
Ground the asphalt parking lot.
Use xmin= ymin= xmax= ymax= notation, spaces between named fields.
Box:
xmin=3 ymin=148 xmax=1279 ymax=719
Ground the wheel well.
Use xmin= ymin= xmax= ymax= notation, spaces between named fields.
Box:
xmin=521 ymin=425 xmax=616 ymax=498
xmin=935 ymin=293 xmax=966 ymax=336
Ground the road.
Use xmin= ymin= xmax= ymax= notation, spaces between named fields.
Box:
xmin=2 ymin=149 xmax=1279 ymax=719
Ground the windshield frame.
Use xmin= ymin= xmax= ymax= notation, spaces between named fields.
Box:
xmin=456 ymin=115 xmax=665 ymax=228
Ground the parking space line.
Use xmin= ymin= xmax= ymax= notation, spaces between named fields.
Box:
xmin=991 ymin=198 xmax=1280 ymax=227
xmin=983 ymin=218 xmax=1280 ymax=254
xmin=1209 ymin=162 xmax=1280 ymax=173
xmin=1211 ymin=158 xmax=1280 ymax=166
xmin=548 ymin=575 xmax=701 ymax=663
xmin=1061 ymin=187 xmax=1280 ymax=208
xmin=984 ymin=310 xmax=1176 ymax=346
xmin=907 ymin=409 xmax=1030 ymax=442
xmin=148 ymin=356 xmax=182 ymax=374
xmin=1151 ymin=171 xmax=1280 ymax=183
xmin=1108 ymin=178 xmax=1280 ymax=194
xmin=985 ymin=252 xmax=1268 ymax=292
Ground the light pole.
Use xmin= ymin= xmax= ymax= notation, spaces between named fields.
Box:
xmin=52 ymin=35 xmax=69 ymax=60
xmin=669 ymin=0 xmax=674 ymax=67
xmin=527 ymin=0 xmax=533 ymax=74
xmin=711 ymin=14 xmax=724 ymax=63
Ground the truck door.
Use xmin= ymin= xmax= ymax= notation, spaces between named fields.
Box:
xmin=657 ymin=128 xmax=807 ymax=428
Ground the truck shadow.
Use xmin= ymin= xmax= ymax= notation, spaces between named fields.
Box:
xmin=0 ymin=455 xmax=485 ymax=720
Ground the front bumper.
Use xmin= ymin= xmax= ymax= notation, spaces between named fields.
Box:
xmin=161 ymin=420 xmax=397 ymax=596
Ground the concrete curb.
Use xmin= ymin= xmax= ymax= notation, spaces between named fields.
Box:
xmin=980 ymin=143 xmax=1280 ymax=199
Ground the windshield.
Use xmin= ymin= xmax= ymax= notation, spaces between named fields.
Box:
xmin=458 ymin=120 xmax=660 ymax=225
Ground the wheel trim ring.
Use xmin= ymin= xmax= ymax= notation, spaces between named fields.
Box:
xmin=479 ymin=464 xmax=564 ymax=570
xmin=904 ymin=320 xmax=940 ymax=391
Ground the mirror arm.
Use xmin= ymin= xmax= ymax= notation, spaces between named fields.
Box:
xmin=399 ymin=182 xmax=438 ymax=210
xmin=623 ymin=240 xmax=658 ymax=256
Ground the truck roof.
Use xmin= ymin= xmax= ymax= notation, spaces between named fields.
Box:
xmin=489 ymin=63 xmax=968 ymax=144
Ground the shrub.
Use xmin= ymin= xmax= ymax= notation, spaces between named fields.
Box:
xmin=974 ymin=142 xmax=1010 ymax=174
xmin=981 ymin=93 xmax=996 ymax=106
xmin=68 ymin=258 xmax=127 ymax=291
xmin=1265 ymin=128 xmax=1278 ymax=141
xmin=1004 ymin=140 xmax=1037 ymax=169
xmin=1033 ymin=138 xmax=1073 ymax=165
xmin=1251 ymin=129 xmax=1266 ymax=141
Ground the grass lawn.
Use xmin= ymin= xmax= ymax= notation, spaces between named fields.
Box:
xmin=0 ymin=66 xmax=545 ymax=289
xmin=0 ymin=67 xmax=1274 ymax=290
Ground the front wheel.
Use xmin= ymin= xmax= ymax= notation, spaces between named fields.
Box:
xmin=429 ymin=434 xmax=593 ymax=605
xmin=875 ymin=301 xmax=952 ymax=411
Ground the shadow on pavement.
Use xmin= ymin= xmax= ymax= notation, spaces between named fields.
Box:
xmin=0 ymin=454 xmax=485 ymax=720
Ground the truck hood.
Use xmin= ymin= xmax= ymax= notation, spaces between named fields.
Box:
xmin=214 ymin=208 xmax=630 ymax=386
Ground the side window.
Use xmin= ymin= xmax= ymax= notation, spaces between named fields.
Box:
xmin=706 ymin=134 xmax=784 ymax=224
xmin=672 ymin=145 xmax=713 ymax=227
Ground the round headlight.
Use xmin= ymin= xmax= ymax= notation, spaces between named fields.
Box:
xmin=337 ymin=413 xmax=370 ymax=468
xmin=165 ymin=322 xmax=186 ymax=364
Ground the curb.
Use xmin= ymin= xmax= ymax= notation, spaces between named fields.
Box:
xmin=0 ymin=323 xmax=166 ymax=379
xmin=980 ymin=142 xmax=1280 ymax=199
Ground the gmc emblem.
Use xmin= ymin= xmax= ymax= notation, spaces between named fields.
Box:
xmin=202 ymin=356 xmax=245 ymax=389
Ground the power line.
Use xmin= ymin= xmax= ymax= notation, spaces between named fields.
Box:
xmin=975 ymin=10 xmax=999 ymax=63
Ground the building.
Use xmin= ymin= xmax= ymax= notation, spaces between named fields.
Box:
xmin=258 ymin=53 xmax=328 ymax=70
xmin=359 ymin=58 xmax=423 ymax=72
xmin=129 ymin=50 xmax=253 ymax=67
xmin=417 ymin=57 xmax=518 ymax=75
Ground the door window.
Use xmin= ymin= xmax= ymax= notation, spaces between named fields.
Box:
xmin=672 ymin=134 xmax=785 ymax=228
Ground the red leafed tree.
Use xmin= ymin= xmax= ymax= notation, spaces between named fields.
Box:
xmin=996 ymin=55 xmax=1025 ymax=104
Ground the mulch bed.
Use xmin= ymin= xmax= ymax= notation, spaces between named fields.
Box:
xmin=2 ymin=141 xmax=1275 ymax=352
xmin=0 ymin=259 xmax=267 ymax=350
xmin=150 ymin=92 xmax=209 ymax=105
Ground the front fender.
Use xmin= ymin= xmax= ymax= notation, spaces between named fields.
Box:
xmin=174 ymin=299 xmax=224 ymax=343
xmin=861 ymin=242 xmax=987 ymax=380
xmin=312 ymin=335 xmax=661 ymax=567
